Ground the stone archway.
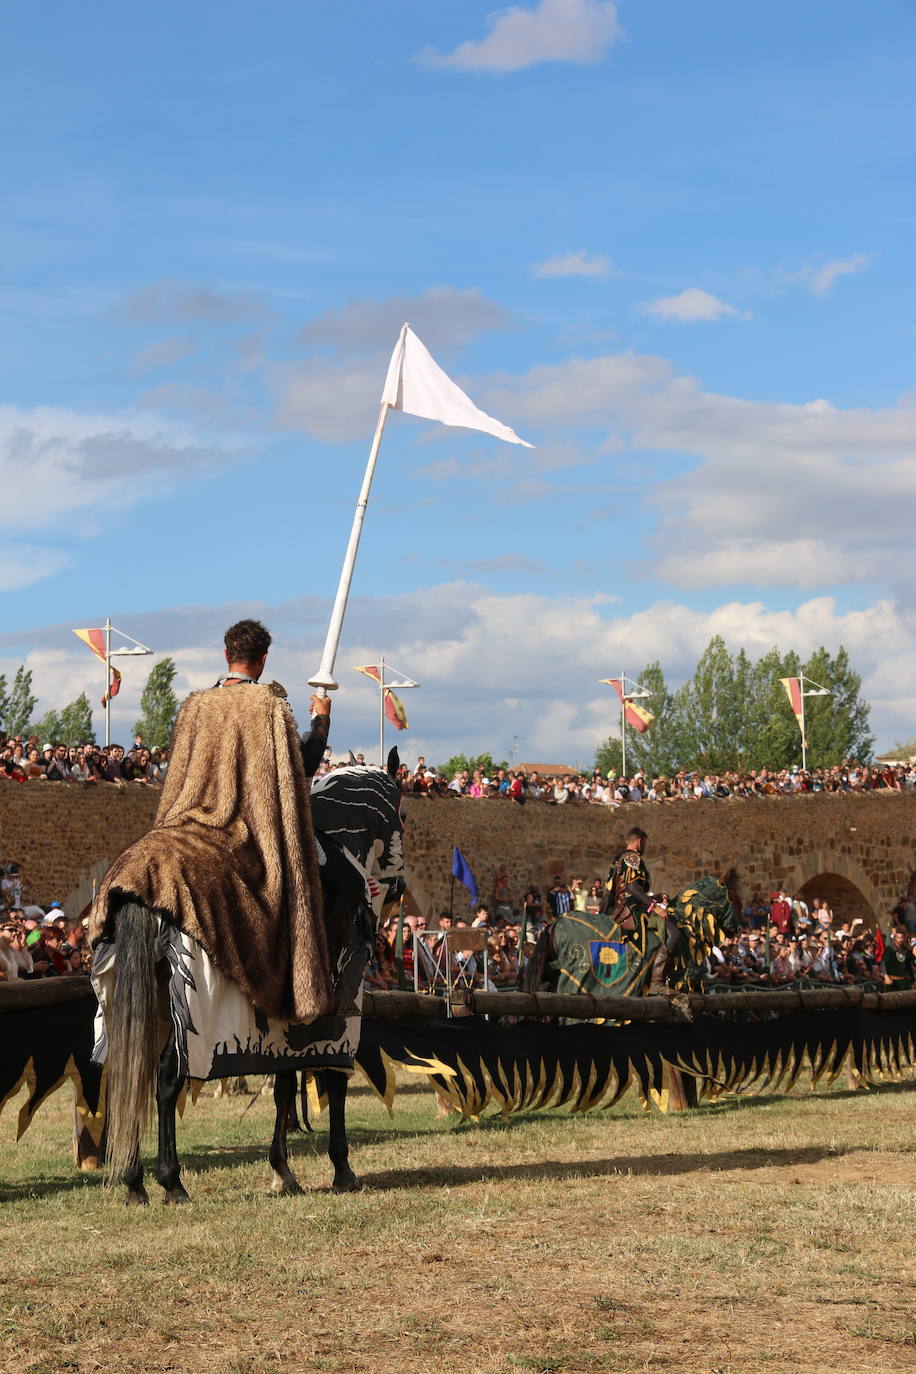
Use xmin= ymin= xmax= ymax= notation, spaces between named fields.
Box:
xmin=784 ymin=849 xmax=881 ymax=928
xmin=796 ymin=872 xmax=875 ymax=927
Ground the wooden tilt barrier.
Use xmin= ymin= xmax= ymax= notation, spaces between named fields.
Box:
xmin=360 ymin=985 xmax=916 ymax=1020
xmin=2 ymin=978 xmax=916 ymax=1019
xmin=1 ymin=979 xmax=914 ymax=1146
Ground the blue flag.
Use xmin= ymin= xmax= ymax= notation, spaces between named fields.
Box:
xmin=451 ymin=846 xmax=479 ymax=906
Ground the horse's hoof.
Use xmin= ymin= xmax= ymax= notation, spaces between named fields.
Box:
xmin=163 ymin=1189 xmax=191 ymax=1206
xmin=331 ymin=1173 xmax=362 ymax=1194
xmin=124 ymin=1190 xmax=149 ymax=1207
xmin=270 ymin=1174 xmax=304 ymax=1196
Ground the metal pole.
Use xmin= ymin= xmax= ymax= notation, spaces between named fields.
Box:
xmin=309 ymin=402 xmax=391 ymax=698
xmin=800 ymin=672 xmax=807 ymax=773
xmin=379 ymin=656 xmax=386 ymax=767
xmin=104 ymin=617 xmax=111 ymax=748
xmin=620 ymin=670 xmax=627 ymax=781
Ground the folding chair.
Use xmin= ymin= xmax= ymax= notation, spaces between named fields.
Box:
xmin=445 ymin=929 xmax=489 ymax=1014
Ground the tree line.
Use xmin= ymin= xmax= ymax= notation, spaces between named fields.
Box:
xmin=595 ymin=638 xmax=874 ymax=778
xmin=0 ymin=658 xmax=180 ymax=748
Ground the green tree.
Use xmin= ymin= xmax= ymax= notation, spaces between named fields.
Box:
xmin=742 ymin=647 xmax=802 ymax=770
xmin=0 ymin=674 xmax=8 ymax=730
xmin=134 ymin=657 xmax=179 ymax=747
xmin=6 ymin=665 xmax=37 ymax=737
xmin=801 ymin=646 xmax=873 ymax=765
xmin=59 ymin=692 xmax=95 ymax=745
xmin=439 ymin=751 xmax=508 ymax=781
xmin=33 ymin=708 xmax=62 ymax=744
xmin=677 ymin=636 xmax=748 ymax=772
xmin=589 ymin=639 xmax=874 ymax=776
xmin=593 ymin=734 xmax=623 ymax=777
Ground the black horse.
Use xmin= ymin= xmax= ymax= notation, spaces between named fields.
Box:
xmin=100 ymin=753 xmax=404 ymax=1205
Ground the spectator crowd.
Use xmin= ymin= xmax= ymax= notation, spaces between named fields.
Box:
xmin=0 ymin=732 xmax=167 ymax=785
xmin=0 ymin=863 xmax=92 ymax=982
xmin=364 ymin=873 xmax=916 ymax=995
xmin=4 ymin=854 xmax=913 ymax=994
xmin=389 ymin=759 xmax=916 ymax=805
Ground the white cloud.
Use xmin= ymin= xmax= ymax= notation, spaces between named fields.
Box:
xmin=276 ymin=286 xmax=516 ymax=442
xmin=480 ymin=349 xmax=916 ymax=588
xmin=418 ymin=0 xmax=622 ymax=74
xmin=297 ymin=286 xmax=512 ymax=354
xmin=0 ymin=545 xmax=71 ymax=592
xmin=8 ymin=587 xmax=908 ymax=761
xmin=639 ymin=288 xmax=747 ymax=323
xmin=532 ymin=250 xmax=616 ymax=279
xmin=130 ymin=338 xmax=193 ymax=374
xmin=0 ymin=405 xmax=240 ymax=577
xmin=796 ymin=253 xmax=874 ymax=296
xmin=113 ymin=280 xmax=272 ymax=326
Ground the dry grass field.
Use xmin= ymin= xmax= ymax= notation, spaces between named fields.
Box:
xmin=1 ymin=1069 xmax=914 ymax=1374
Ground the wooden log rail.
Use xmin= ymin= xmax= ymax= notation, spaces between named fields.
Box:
xmin=358 ymin=986 xmax=916 ymax=1022
xmin=2 ymin=977 xmax=915 ymax=1021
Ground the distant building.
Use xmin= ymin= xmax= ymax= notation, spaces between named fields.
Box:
xmin=516 ymin=762 xmax=577 ymax=779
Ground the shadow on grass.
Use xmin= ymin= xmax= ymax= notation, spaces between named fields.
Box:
xmin=357 ymin=1143 xmax=864 ymax=1191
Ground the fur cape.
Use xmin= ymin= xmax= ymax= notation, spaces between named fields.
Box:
xmin=90 ymin=684 xmax=334 ymax=1023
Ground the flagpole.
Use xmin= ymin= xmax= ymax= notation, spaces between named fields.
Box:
xmin=309 ymin=401 xmax=392 ymax=697
xmin=379 ymin=656 xmax=386 ymax=767
xmin=105 ymin=617 xmax=112 ymax=748
xmin=620 ymin=669 xmax=627 ymax=781
xmin=800 ymin=672 xmax=808 ymax=773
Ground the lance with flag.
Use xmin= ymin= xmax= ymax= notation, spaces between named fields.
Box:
xmin=309 ymin=325 xmax=532 ymax=700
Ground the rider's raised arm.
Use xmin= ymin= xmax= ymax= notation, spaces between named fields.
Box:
xmin=301 ymin=694 xmax=331 ymax=777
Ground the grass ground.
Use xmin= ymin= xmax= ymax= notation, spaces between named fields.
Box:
xmin=1 ymin=1069 xmax=914 ymax=1374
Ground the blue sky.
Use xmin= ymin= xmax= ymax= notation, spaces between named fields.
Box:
xmin=3 ymin=0 xmax=915 ymax=763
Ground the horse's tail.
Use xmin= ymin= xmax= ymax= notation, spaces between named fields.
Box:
xmin=518 ymin=924 xmax=556 ymax=993
xmin=105 ymin=902 xmax=160 ymax=1184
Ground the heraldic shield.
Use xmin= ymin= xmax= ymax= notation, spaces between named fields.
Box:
xmin=588 ymin=939 xmax=631 ymax=988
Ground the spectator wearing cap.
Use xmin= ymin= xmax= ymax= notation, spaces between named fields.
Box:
xmin=45 ymin=745 xmax=72 ymax=782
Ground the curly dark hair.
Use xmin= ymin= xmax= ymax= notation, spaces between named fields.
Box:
xmin=224 ymin=618 xmax=272 ymax=665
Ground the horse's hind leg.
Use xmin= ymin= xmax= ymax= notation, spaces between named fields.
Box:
xmin=123 ymin=1151 xmax=149 ymax=1207
xmin=155 ymin=1030 xmax=190 ymax=1205
xmin=269 ymin=1071 xmax=303 ymax=1195
xmin=327 ymin=1070 xmax=360 ymax=1194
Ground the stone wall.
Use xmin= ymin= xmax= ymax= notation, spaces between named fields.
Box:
xmin=2 ymin=782 xmax=913 ymax=926
xmin=0 ymin=783 xmax=159 ymax=916
xmin=402 ymin=791 xmax=916 ymax=925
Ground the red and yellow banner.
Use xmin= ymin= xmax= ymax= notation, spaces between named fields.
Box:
xmin=384 ymin=690 xmax=408 ymax=731
xmin=74 ymin=627 xmax=121 ymax=706
xmin=779 ymin=677 xmax=806 ymax=744
xmin=602 ymin=678 xmax=654 ymax=734
xmin=72 ymin=627 xmax=106 ymax=661
xmin=354 ymin=666 xmax=409 ymax=731
xmin=102 ymin=667 xmax=122 ymax=706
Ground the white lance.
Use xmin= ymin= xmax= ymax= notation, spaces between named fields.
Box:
xmin=308 ymin=323 xmax=532 ymax=697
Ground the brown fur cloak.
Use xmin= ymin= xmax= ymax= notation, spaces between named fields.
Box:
xmin=90 ymin=684 xmax=334 ymax=1023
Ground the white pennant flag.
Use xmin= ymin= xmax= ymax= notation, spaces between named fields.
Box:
xmin=381 ymin=323 xmax=533 ymax=447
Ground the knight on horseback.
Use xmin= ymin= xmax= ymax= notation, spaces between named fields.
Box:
xmin=601 ymin=827 xmax=675 ymax=993
xmin=90 ymin=619 xmax=404 ymax=1203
